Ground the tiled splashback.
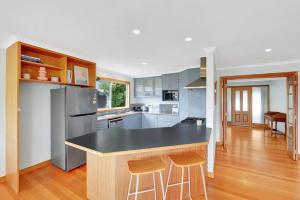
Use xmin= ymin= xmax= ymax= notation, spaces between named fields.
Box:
xmin=159 ymin=104 xmax=179 ymax=114
xmin=130 ymin=103 xmax=179 ymax=114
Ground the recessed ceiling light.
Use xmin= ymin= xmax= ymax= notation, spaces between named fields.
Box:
xmin=133 ymin=29 xmax=141 ymax=35
xmin=185 ymin=37 xmax=192 ymax=42
xmin=265 ymin=48 xmax=272 ymax=52
xmin=142 ymin=62 xmax=147 ymax=65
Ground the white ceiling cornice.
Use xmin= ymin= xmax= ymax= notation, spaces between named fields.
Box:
xmin=216 ymin=60 xmax=300 ymax=71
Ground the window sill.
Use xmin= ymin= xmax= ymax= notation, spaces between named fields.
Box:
xmin=97 ymin=107 xmax=129 ymax=113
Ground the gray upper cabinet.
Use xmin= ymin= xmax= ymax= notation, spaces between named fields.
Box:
xmin=154 ymin=77 xmax=162 ymax=97
xmin=162 ymin=73 xmax=179 ymax=90
xmin=123 ymin=114 xmax=142 ymax=129
xmin=134 ymin=76 xmax=161 ymax=98
xmin=143 ymin=78 xmax=154 ymax=97
xmin=134 ymin=78 xmax=144 ymax=97
xmin=134 ymin=73 xmax=178 ymax=97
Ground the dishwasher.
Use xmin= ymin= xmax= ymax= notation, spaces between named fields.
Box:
xmin=108 ymin=117 xmax=124 ymax=128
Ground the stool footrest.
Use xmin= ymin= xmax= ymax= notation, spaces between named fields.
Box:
xmin=128 ymin=188 xmax=155 ymax=196
xmin=168 ymin=181 xmax=190 ymax=187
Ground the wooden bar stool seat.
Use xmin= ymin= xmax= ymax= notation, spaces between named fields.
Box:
xmin=165 ymin=152 xmax=208 ymax=200
xmin=127 ymin=157 xmax=166 ymax=200
xmin=169 ymin=152 xmax=205 ymax=167
xmin=128 ymin=157 xmax=166 ymax=174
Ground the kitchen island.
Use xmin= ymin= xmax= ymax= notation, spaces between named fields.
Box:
xmin=65 ymin=122 xmax=211 ymax=200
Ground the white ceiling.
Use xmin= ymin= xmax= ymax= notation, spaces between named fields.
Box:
xmin=0 ymin=0 xmax=299 ymax=77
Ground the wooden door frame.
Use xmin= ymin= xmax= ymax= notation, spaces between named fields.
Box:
xmin=220 ymin=71 xmax=298 ymax=160
xmin=228 ymin=85 xmax=270 ymax=127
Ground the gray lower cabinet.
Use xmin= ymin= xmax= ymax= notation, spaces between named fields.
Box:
xmin=123 ymin=114 xmax=142 ymax=129
xmin=157 ymin=115 xmax=180 ymax=127
xmin=97 ymin=113 xmax=179 ymax=130
xmin=142 ymin=113 xmax=158 ymax=128
xmin=96 ymin=119 xmax=108 ymax=131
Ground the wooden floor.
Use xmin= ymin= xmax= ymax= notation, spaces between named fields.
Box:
xmin=0 ymin=126 xmax=299 ymax=199
xmin=205 ymin=126 xmax=300 ymax=200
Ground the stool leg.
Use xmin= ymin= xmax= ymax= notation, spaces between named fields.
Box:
xmin=188 ymin=166 xmax=191 ymax=199
xmin=127 ymin=174 xmax=132 ymax=200
xmin=135 ymin=175 xmax=139 ymax=200
xmin=159 ymin=171 xmax=165 ymax=199
xmin=200 ymin=165 xmax=208 ymax=200
xmin=164 ymin=162 xmax=173 ymax=200
xmin=180 ymin=166 xmax=185 ymax=200
xmin=153 ymin=172 xmax=157 ymax=200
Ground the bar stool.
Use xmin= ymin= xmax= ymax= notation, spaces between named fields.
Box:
xmin=164 ymin=152 xmax=207 ymax=200
xmin=127 ymin=157 xmax=166 ymax=200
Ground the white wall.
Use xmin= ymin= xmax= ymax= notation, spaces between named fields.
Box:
xmin=0 ymin=48 xmax=6 ymax=176
xmin=19 ymin=83 xmax=61 ymax=169
xmin=216 ymin=62 xmax=300 ymax=153
xmin=269 ymin=78 xmax=287 ymax=132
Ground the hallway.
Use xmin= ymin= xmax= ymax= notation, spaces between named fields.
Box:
xmin=206 ymin=126 xmax=300 ymax=199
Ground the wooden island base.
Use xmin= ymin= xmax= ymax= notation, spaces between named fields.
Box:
xmin=87 ymin=144 xmax=207 ymax=200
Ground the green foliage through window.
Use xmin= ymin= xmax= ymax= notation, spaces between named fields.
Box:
xmin=112 ymin=83 xmax=126 ymax=107
xmin=96 ymin=79 xmax=128 ymax=109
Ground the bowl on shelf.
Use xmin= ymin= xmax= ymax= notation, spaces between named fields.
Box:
xmin=51 ymin=76 xmax=59 ymax=82
xmin=22 ymin=73 xmax=31 ymax=79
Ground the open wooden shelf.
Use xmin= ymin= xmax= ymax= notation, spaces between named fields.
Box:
xmin=19 ymin=78 xmax=93 ymax=87
xmin=19 ymin=78 xmax=65 ymax=85
xmin=21 ymin=60 xmax=64 ymax=70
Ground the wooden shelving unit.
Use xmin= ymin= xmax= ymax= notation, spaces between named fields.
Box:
xmin=5 ymin=41 xmax=97 ymax=193
xmin=18 ymin=42 xmax=96 ymax=87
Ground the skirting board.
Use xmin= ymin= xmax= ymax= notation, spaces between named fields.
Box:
xmin=207 ymin=172 xmax=214 ymax=178
xmin=20 ymin=160 xmax=51 ymax=175
xmin=0 ymin=160 xmax=52 ymax=181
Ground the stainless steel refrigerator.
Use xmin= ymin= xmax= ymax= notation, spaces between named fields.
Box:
xmin=51 ymin=86 xmax=97 ymax=171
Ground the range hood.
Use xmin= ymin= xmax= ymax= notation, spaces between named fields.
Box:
xmin=184 ymin=57 xmax=207 ymax=89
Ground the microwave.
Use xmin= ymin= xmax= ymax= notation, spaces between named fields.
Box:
xmin=162 ymin=90 xmax=179 ymax=101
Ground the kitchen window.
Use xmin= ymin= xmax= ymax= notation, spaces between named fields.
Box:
xmin=96 ymin=77 xmax=130 ymax=111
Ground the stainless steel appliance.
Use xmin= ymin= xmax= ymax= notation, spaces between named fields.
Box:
xmin=184 ymin=57 xmax=207 ymax=89
xmin=108 ymin=117 xmax=124 ymax=128
xmin=51 ymin=87 xmax=97 ymax=171
xmin=181 ymin=117 xmax=206 ymax=125
xmin=162 ymin=90 xmax=179 ymax=101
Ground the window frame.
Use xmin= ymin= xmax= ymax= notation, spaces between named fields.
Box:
xmin=96 ymin=76 xmax=131 ymax=112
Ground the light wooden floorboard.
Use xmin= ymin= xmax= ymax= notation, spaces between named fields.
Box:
xmin=0 ymin=126 xmax=299 ymax=199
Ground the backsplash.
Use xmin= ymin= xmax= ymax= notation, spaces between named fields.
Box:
xmin=130 ymin=103 xmax=179 ymax=114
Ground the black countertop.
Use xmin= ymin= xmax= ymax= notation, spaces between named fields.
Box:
xmin=66 ymin=123 xmax=211 ymax=155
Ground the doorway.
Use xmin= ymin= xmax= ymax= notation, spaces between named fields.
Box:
xmin=220 ymin=72 xmax=298 ymax=160
xmin=231 ymin=86 xmax=252 ymax=127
